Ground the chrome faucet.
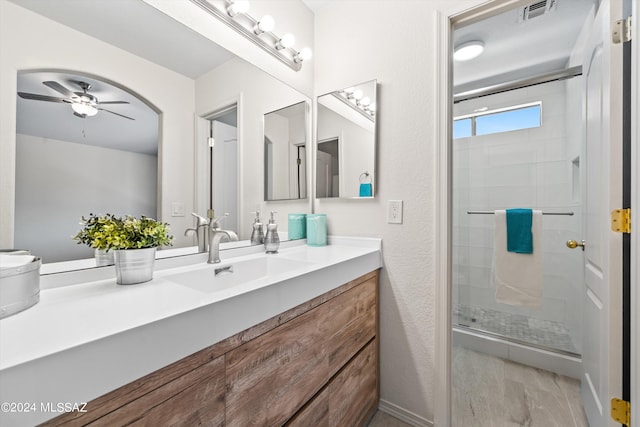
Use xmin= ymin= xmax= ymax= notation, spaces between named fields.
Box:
xmin=184 ymin=213 xmax=210 ymax=253
xmin=207 ymin=213 xmax=238 ymax=264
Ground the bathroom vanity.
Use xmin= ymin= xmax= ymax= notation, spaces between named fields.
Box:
xmin=0 ymin=237 xmax=381 ymax=426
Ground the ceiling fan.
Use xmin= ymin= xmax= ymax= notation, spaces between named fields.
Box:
xmin=17 ymin=80 xmax=135 ymax=120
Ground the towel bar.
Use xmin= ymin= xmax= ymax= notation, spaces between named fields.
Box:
xmin=466 ymin=211 xmax=574 ymax=216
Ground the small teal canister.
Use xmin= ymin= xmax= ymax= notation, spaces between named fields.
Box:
xmin=288 ymin=214 xmax=307 ymax=240
xmin=306 ymin=214 xmax=327 ymax=246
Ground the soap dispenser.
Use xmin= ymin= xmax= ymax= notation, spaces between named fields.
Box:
xmin=250 ymin=211 xmax=264 ymax=245
xmin=264 ymin=211 xmax=280 ymax=254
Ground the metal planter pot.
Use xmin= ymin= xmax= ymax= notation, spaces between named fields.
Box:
xmin=113 ymin=247 xmax=156 ymax=285
xmin=0 ymin=256 xmax=41 ymax=319
xmin=94 ymin=249 xmax=115 ymax=267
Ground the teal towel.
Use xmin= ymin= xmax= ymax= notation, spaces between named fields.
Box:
xmin=506 ymin=209 xmax=533 ymax=254
xmin=359 ymin=183 xmax=372 ymax=197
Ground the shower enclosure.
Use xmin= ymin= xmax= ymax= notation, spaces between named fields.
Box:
xmin=452 ymin=75 xmax=584 ymax=359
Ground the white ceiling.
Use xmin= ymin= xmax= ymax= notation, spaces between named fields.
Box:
xmin=17 ymin=71 xmax=160 ymax=155
xmin=11 ymin=0 xmax=235 ymax=154
xmin=453 ymin=0 xmax=598 ymax=92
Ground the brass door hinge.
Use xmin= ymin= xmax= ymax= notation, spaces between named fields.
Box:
xmin=611 ymin=398 xmax=630 ymax=426
xmin=611 ymin=209 xmax=631 ymax=233
xmin=613 ymin=17 xmax=632 ymax=44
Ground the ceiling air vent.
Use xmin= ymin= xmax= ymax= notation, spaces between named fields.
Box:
xmin=520 ymin=0 xmax=558 ymax=21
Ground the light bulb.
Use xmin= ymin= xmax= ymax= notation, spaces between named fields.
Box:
xmin=454 ymin=40 xmax=484 ymax=61
xmin=276 ymin=33 xmax=295 ymax=50
xmin=294 ymin=47 xmax=312 ymax=63
xmin=227 ymin=0 xmax=250 ymax=16
xmin=368 ymin=102 xmax=376 ymax=112
xmin=71 ymin=103 xmax=98 ymax=117
xmin=254 ymin=14 xmax=275 ymax=34
xmin=353 ymin=89 xmax=363 ymax=100
xmin=360 ymin=97 xmax=371 ymax=106
xmin=343 ymin=87 xmax=355 ymax=98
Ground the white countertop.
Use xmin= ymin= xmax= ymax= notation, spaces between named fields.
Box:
xmin=0 ymin=237 xmax=381 ymax=426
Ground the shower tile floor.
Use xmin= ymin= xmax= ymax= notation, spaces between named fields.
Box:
xmin=453 ymin=346 xmax=589 ymax=427
xmin=454 ymin=305 xmax=578 ymax=354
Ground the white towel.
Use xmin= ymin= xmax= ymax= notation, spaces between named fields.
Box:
xmin=493 ymin=210 xmax=542 ymax=309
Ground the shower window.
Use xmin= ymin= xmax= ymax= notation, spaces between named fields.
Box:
xmin=453 ymin=101 xmax=541 ymax=138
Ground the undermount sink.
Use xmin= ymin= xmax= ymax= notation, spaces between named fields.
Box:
xmin=164 ymin=255 xmax=312 ymax=293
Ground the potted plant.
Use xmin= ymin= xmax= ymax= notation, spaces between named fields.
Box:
xmin=73 ymin=213 xmax=119 ymax=266
xmin=73 ymin=214 xmax=173 ymax=284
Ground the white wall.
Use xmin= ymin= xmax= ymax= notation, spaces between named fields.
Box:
xmin=312 ymin=0 xmax=484 ymax=423
xmin=0 ymin=0 xmax=195 ymax=249
xmin=452 ymin=80 xmax=583 ymax=353
xmin=195 ymin=57 xmax=311 ymax=240
xmin=14 ymin=134 xmax=157 ymax=263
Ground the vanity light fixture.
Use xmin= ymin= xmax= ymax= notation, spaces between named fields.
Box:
xmin=334 ymin=88 xmax=375 ymax=121
xmin=192 ymin=0 xmax=311 ymax=71
xmin=454 ymin=40 xmax=485 ymax=61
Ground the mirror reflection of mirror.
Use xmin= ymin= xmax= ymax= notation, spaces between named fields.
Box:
xmin=15 ymin=70 xmax=159 ymax=263
xmin=316 ymin=79 xmax=377 ymax=199
xmin=264 ymin=101 xmax=308 ymax=201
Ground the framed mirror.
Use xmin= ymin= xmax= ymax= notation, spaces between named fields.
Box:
xmin=1 ymin=0 xmax=311 ymax=270
xmin=264 ymin=101 xmax=309 ymax=201
xmin=316 ymin=79 xmax=377 ymax=199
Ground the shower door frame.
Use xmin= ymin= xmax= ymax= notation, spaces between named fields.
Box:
xmin=434 ymin=0 xmax=636 ymax=426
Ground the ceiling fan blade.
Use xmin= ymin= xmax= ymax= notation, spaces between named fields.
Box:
xmin=43 ymin=81 xmax=78 ymax=99
xmin=97 ymin=101 xmax=130 ymax=105
xmin=73 ymin=112 xmax=87 ymax=119
xmin=98 ymin=108 xmax=135 ymax=120
xmin=17 ymin=92 xmax=69 ymax=103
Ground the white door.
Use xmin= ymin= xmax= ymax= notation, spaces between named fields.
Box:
xmin=581 ymin=0 xmax=624 ymax=425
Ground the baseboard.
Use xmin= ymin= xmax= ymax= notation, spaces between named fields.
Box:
xmin=378 ymin=399 xmax=433 ymax=427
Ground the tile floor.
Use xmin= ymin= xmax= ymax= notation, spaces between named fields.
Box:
xmin=454 ymin=305 xmax=578 ymax=354
xmin=452 ymin=346 xmax=589 ymax=427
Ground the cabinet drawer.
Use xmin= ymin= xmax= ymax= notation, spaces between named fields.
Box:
xmin=329 ymin=339 xmax=378 ymax=427
xmin=328 ymin=276 xmax=377 ymax=377
xmin=285 ymin=387 xmax=329 ymax=427
xmin=225 ymin=304 xmax=330 ymax=426
xmin=90 ymin=355 xmax=225 ymax=427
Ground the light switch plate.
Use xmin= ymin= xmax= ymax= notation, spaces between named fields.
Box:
xmin=388 ymin=200 xmax=403 ymax=224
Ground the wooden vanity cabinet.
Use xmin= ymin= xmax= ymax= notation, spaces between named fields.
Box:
xmin=43 ymin=270 xmax=379 ymax=427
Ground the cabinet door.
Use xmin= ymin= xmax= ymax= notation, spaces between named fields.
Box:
xmin=329 ymin=339 xmax=378 ymax=427
xmin=225 ymin=303 xmax=330 ymax=426
xmin=90 ymin=355 xmax=225 ymax=427
xmin=328 ymin=276 xmax=377 ymax=377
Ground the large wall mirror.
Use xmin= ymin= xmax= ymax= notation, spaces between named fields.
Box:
xmin=264 ymin=101 xmax=308 ymax=201
xmin=15 ymin=70 xmax=160 ymax=263
xmin=316 ymin=80 xmax=377 ymax=199
xmin=1 ymin=0 xmax=311 ymax=269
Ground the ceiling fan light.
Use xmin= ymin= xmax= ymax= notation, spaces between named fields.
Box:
xmin=71 ymin=102 xmax=98 ymax=117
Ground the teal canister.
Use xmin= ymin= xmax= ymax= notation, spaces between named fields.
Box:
xmin=288 ymin=214 xmax=307 ymax=240
xmin=306 ymin=214 xmax=327 ymax=246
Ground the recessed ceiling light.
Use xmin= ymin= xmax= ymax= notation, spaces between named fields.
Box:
xmin=454 ymin=41 xmax=485 ymax=61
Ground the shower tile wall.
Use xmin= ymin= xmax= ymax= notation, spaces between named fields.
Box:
xmin=453 ymin=79 xmax=583 ymax=353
